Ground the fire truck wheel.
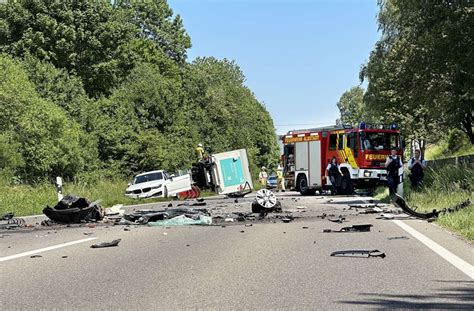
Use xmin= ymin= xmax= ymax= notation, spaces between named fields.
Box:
xmin=297 ymin=175 xmax=315 ymax=196
xmin=339 ymin=175 xmax=354 ymax=195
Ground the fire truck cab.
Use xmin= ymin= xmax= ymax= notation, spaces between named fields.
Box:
xmin=282 ymin=123 xmax=403 ymax=195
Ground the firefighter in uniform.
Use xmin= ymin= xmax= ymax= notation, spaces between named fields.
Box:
xmin=385 ymin=148 xmax=402 ymax=195
xmin=196 ymin=143 xmax=205 ymax=160
xmin=259 ymin=166 xmax=268 ymax=188
xmin=276 ymin=165 xmax=285 ymax=192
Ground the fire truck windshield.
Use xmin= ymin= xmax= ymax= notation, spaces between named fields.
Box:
xmin=360 ymin=132 xmax=400 ymax=151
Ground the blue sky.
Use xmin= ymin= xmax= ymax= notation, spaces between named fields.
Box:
xmin=168 ymin=0 xmax=380 ymax=134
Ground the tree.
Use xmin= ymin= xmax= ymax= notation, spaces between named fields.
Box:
xmin=361 ymin=0 xmax=473 ymax=144
xmin=336 ymin=86 xmax=366 ymax=126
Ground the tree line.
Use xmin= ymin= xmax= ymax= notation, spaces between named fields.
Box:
xmin=337 ymin=0 xmax=473 ymax=150
xmin=0 ymin=0 xmax=279 ymax=183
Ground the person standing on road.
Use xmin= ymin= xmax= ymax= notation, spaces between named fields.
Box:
xmin=326 ymin=156 xmax=341 ymax=195
xmin=276 ymin=165 xmax=286 ymax=192
xmin=385 ymin=148 xmax=402 ymax=195
xmin=196 ymin=143 xmax=205 ymax=160
xmin=259 ymin=166 xmax=268 ymax=188
xmin=408 ymin=149 xmax=426 ymax=188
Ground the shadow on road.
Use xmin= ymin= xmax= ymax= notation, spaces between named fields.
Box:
xmin=338 ymin=280 xmax=474 ymax=309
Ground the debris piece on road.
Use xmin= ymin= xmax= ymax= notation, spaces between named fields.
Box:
xmin=281 ymin=217 xmax=294 ymax=223
xmin=359 ymin=207 xmax=383 ymax=214
xmin=240 ymin=230 xmax=245 ymax=233
xmin=251 ymin=189 xmax=282 ymax=214
xmin=124 ymin=227 xmax=131 ymax=231
xmin=387 ymin=236 xmax=410 ymax=240
xmin=224 ymin=218 xmax=234 ymax=222
xmin=245 ymin=223 xmax=253 ymax=227
xmin=1 ymin=212 xmax=14 ymax=220
xmin=0 ymin=216 xmax=26 ymax=229
xmin=376 ymin=213 xmax=395 ymax=220
xmin=393 ymin=194 xmax=471 ymax=220
xmin=296 ymin=206 xmax=306 ymax=210
xmin=30 ymin=255 xmax=42 ymax=258
xmin=302 ymin=226 xmax=309 ymax=229
xmin=62 ymin=256 xmax=68 ymax=258
xmin=105 ymin=204 xmax=124 ymax=216
xmin=90 ymin=239 xmax=121 ymax=248
xmin=167 ymin=203 xmax=173 ymax=207
xmin=83 ymin=232 xmax=94 ymax=235
xmin=43 ymin=194 xmax=104 ymax=224
xmin=323 ymin=224 xmax=373 ymax=233
xmin=330 ymin=249 xmax=385 ymax=258
xmin=148 ymin=215 xmax=212 ymax=227
xmin=327 ymin=216 xmax=346 ymax=223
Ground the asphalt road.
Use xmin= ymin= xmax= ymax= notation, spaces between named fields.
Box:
xmin=1 ymin=192 xmax=473 ymax=309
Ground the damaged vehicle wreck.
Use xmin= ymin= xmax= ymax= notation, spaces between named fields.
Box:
xmin=125 ymin=170 xmax=192 ymax=199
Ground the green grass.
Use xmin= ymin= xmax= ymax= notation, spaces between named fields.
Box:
xmin=374 ymin=164 xmax=473 ymax=241
xmin=424 ymin=139 xmax=474 ymax=160
xmin=0 ymin=179 xmax=216 ymax=217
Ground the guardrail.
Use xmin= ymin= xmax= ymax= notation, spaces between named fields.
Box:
xmin=426 ymin=154 xmax=474 ymax=169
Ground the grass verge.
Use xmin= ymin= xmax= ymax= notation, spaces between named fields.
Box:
xmin=374 ymin=164 xmax=473 ymax=241
xmin=0 ymin=179 xmax=215 ymax=217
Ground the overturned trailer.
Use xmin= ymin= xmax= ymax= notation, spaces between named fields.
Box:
xmin=191 ymin=149 xmax=253 ymax=197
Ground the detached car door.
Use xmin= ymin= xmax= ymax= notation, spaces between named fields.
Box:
xmin=163 ymin=171 xmax=192 ymax=197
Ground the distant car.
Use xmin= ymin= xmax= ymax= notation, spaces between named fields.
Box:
xmin=267 ymin=175 xmax=278 ymax=189
xmin=125 ymin=170 xmax=192 ymax=199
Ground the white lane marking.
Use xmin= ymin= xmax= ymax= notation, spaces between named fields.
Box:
xmin=393 ymin=220 xmax=473 ymax=279
xmin=0 ymin=237 xmax=97 ymax=263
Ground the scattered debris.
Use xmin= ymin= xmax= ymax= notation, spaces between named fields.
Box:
xmin=240 ymin=230 xmax=245 ymax=233
xmin=43 ymin=194 xmax=104 ymax=224
xmin=323 ymin=224 xmax=373 ymax=233
xmin=251 ymin=189 xmax=282 ymax=213
xmin=330 ymin=249 xmax=385 ymax=258
xmin=245 ymin=223 xmax=253 ymax=227
xmin=387 ymin=236 xmax=410 ymax=240
xmin=105 ymin=204 xmax=125 ymax=216
xmin=327 ymin=216 xmax=346 ymax=223
xmin=296 ymin=206 xmax=306 ymax=210
xmin=359 ymin=207 xmax=383 ymax=214
xmin=302 ymin=226 xmax=309 ymax=229
xmin=281 ymin=217 xmax=294 ymax=223
xmin=1 ymin=212 xmax=14 ymax=221
xmin=0 ymin=217 xmax=26 ymax=229
xmin=83 ymin=232 xmax=94 ymax=235
xmin=148 ymin=215 xmax=212 ymax=226
xmin=123 ymin=227 xmax=131 ymax=231
xmin=90 ymin=239 xmax=121 ymax=248
xmin=167 ymin=203 xmax=173 ymax=207
xmin=62 ymin=256 xmax=68 ymax=258
xmin=41 ymin=219 xmax=56 ymax=226
xmin=377 ymin=213 xmax=395 ymax=220
xmin=394 ymin=194 xmax=471 ymax=220
xmin=30 ymin=255 xmax=42 ymax=258
xmin=224 ymin=218 xmax=234 ymax=222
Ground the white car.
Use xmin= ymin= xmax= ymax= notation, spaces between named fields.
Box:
xmin=125 ymin=170 xmax=192 ymax=199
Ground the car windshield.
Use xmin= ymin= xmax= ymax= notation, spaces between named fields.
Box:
xmin=133 ymin=172 xmax=163 ymax=184
xmin=361 ymin=132 xmax=400 ymax=151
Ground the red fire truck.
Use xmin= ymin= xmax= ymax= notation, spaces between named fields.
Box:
xmin=281 ymin=123 xmax=403 ymax=195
